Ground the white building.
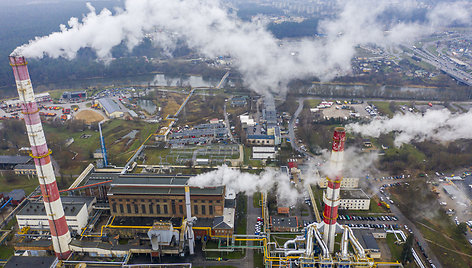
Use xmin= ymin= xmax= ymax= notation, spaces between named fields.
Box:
xmin=318 ymin=177 xmax=359 ymax=188
xmin=239 ymin=115 xmax=256 ymax=127
xmin=252 ymin=146 xmax=277 ymax=159
xmin=337 ymin=189 xmax=370 ymax=210
xmin=16 ymin=197 xmax=95 ymax=233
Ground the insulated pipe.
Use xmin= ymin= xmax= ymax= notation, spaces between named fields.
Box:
xmin=347 ymin=227 xmax=366 ymax=258
xmin=184 ymin=186 xmax=194 ymax=255
xmin=323 ymin=127 xmax=346 ymax=252
xmin=340 ymin=225 xmax=349 ymax=258
xmin=283 ymin=235 xmax=305 ymax=249
xmin=9 ymin=56 xmax=71 ymax=259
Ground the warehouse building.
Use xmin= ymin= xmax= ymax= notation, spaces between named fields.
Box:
xmin=107 ymin=175 xmax=225 ymax=219
xmin=97 ymin=98 xmax=124 ymax=118
xmin=3 ymin=256 xmax=58 ymax=268
xmin=0 ymin=155 xmax=31 ymax=170
xmin=62 ymin=91 xmax=87 ymax=100
xmin=352 ymin=229 xmax=382 ymax=259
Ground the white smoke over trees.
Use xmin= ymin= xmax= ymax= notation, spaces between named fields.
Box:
xmin=187 ymin=148 xmax=379 ymax=205
xmin=12 ymin=0 xmax=472 ymax=95
xmin=347 ymin=109 xmax=472 ymax=146
xmin=187 ymin=165 xmax=301 ymax=205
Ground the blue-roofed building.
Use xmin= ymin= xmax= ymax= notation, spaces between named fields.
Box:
xmin=97 ymin=98 xmax=124 ymax=118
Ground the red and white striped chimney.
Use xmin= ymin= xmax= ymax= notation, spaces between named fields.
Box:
xmin=322 ymin=127 xmax=345 ymax=252
xmin=9 ymin=56 xmax=71 ymax=259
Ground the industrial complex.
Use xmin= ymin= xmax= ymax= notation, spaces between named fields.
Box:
xmin=0 ymin=51 xmax=470 ymax=268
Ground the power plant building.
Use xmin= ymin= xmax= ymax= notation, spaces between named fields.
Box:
xmin=16 ymin=197 xmax=96 ymax=233
xmin=107 ymin=175 xmax=225 ymax=219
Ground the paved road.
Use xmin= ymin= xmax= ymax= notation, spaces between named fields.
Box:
xmin=223 ymin=101 xmax=235 ymax=143
xmin=410 ymin=47 xmax=472 ymax=86
xmin=288 ymin=98 xmax=305 ymax=154
xmin=367 ymin=178 xmax=442 ymax=268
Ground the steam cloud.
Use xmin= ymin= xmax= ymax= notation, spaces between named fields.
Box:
xmin=187 ymin=148 xmax=379 ymax=205
xmin=187 ymin=165 xmax=300 ymax=205
xmin=11 ymin=0 xmax=472 ymax=95
xmin=347 ymin=109 xmax=472 ymax=146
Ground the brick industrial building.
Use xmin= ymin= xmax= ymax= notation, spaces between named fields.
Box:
xmin=107 ymin=175 xmax=225 ymax=219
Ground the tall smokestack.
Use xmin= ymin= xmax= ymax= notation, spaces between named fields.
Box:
xmin=322 ymin=127 xmax=345 ymax=252
xmin=9 ymin=56 xmax=71 ymax=259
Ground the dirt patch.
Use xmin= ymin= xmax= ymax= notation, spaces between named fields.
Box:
xmin=75 ymin=110 xmax=104 ymax=124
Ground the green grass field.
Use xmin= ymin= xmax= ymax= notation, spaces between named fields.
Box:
xmin=0 ymin=174 xmax=38 ymax=195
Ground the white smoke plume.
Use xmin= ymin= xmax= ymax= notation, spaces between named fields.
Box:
xmin=187 ymin=147 xmax=379 ymax=205
xmin=11 ymin=0 xmax=472 ymax=95
xmin=187 ymin=165 xmax=300 ymax=205
xmin=347 ymin=109 xmax=472 ymax=147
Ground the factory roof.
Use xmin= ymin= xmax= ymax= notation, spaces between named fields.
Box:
xmin=4 ymin=256 xmax=57 ymax=268
xmin=70 ymin=240 xmax=149 ymax=251
xmin=442 ymin=184 xmax=461 ymax=198
xmin=213 ymin=208 xmax=235 ymax=229
xmin=60 ymin=196 xmax=96 ymax=209
xmin=252 ymin=147 xmax=276 ymax=153
xmin=109 ymin=174 xmax=224 ymax=196
xmin=170 ymin=127 xmax=228 ymax=138
xmin=98 ymin=98 xmax=122 ymax=114
xmin=340 ymin=189 xmax=370 ymax=200
xmin=17 ymin=200 xmax=86 ymax=217
xmin=0 ymin=155 xmax=31 ymax=165
xmin=353 ymin=229 xmax=380 ymax=250
xmin=7 ymin=189 xmax=25 ymax=201
xmin=14 ymin=164 xmax=36 ymax=170
xmin=271 ymin=216 xmax=298 ymax=228
xmin=252 ymin=152 xmax=276 ymax=159
xmin=247 ymin=135 xmax=275 ymax=140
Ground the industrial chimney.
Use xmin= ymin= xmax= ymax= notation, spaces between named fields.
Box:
xmin=9 ymin=56 xmax=71 ymax=259
xmin=322 ymin=127 xmax=345 ymax=252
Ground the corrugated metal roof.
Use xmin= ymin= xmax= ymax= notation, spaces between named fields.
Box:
xmin=0 ymin=155 xmax=31 ymax=165
xmin=98 ymin=98 xmax=121 ymax=114
xmin=109 ymin=174 xmax=224 ymax=196
xmin=14 ymin=164 xmax=36 ymax=170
